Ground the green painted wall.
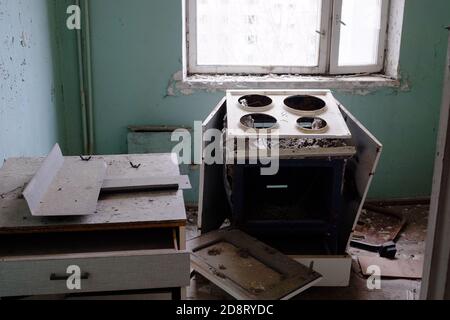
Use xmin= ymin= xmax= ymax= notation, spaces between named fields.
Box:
xmin=53 ymin=0 xmax=84 ymax=156
xmin=0 ymin=0 xmax=66 ymax=162
xmin=61 ymin=0 xmax=450 ymax=200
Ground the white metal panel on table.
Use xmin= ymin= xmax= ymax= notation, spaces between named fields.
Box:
xmin=0 ymin=154 xmax=187 ymax=233
xmin=22 ymin=145 xmax=108 ymax=217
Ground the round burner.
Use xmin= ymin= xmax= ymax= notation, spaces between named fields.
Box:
xmin=296 ymin=117 xmax=329 ymax=134
xmin=284 ymin=95 xmax=327 ymax=116
xmin=238 ymin=95 xmax=273 ymax=112
xmin=240 ymin=114 xmax=278 ymax=130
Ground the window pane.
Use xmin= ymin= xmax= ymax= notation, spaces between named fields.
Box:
xmin=338 ymin=0 xmax=383 ymax=66
xmin=196 ymin=0 xmax=323 ymax=67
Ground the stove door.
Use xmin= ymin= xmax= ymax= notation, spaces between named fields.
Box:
xmin=188 ymin=228 xmax=322 ymax=300
xmin=337 ymin=101 xmax=383 ymax=252
xmin=198 ymin=98 xmax=232 ymax=233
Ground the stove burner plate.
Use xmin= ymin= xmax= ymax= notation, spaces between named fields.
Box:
xmin=240 ymin=114 xmax=278 ymax=130
xmin=238 ymin=95 xmax=274 ymax=112
xmin=284 ymin=95 xmax=327 ymax=116
xmin=296 ymin=117 xmax=329 ymax=134
xmin=227 ymin=90 xmax=352 ymax=139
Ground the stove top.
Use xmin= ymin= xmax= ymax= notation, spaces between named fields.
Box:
xmin=226 ymin=90 xmax=352 ymax=140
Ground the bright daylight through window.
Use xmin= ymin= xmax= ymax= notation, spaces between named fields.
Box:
xmin=186 ymin=0 xmax=389 ymax=75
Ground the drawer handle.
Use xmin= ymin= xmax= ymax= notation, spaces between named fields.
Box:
xmin=266 ymin=185 xmax=289 ymax=189
xmin=50 ymin=273 xmax=90 ymax=281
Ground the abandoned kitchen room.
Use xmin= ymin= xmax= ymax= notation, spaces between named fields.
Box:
xmin=1 ymin=0 xmax=450 ymax=304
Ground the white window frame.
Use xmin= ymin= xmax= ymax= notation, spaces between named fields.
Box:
xmin=183 ymin=0 xmax=391 ymax=76
xmin=329 ymin=0 xmax=390 ymax=74
xmin=185 ymin=0 xmax=332 ymax=75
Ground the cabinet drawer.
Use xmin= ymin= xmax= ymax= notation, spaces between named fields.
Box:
xmin=0 ymin=229 xmax=190 ymax=297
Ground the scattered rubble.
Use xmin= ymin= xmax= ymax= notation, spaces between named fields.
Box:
xmin=272 ymin=138 xmax=349 ymax=150
xmin=208 ymin=248 xmax=223 ymax=256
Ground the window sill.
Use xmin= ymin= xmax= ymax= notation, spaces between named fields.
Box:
xmin=181 ymin=74 xmax=401 ymax=91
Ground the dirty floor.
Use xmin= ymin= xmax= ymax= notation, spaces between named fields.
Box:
xmin=186 ymin=205 xmax=428 ymax=300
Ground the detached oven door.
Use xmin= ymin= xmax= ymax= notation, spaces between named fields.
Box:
xmin=337 ymin=101 xmax=383 ymax=252
xmin=188 ymin=228 xmax=323 ymax=300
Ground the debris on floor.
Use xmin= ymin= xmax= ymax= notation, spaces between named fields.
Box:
xmin=350 ymin=204 xmax=408 ymax=259
xmin=358 ymin=256 xmax=423 ymax=280
xmin=187 ymin=204 xmax=429 ymax=300
xmin=352 ymin=206 xmax=406 ymax=246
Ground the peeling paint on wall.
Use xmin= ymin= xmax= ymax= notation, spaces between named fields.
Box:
xmin=166 ymin=69 xmax=410 ymax=97
xmin=166 ymin=70 xmax=195 ymax=97
xmin=0 ymin=0 xmax=61 ymax=162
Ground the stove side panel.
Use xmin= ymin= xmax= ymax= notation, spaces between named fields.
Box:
xmin=198 ymin=98 xmax=232 ymax=233
xmin=337 ymin=101 xmax=383 ymax=252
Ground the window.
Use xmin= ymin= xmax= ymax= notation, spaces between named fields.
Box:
xmin=184 ymin=0 xmax=390 ymax=76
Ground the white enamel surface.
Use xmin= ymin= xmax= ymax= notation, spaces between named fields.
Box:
xmin=226 ymin=90 xmax=352 ymax=139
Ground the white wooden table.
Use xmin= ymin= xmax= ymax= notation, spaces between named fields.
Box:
xmin=0 ymin=154 xmax=189 ymax=299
